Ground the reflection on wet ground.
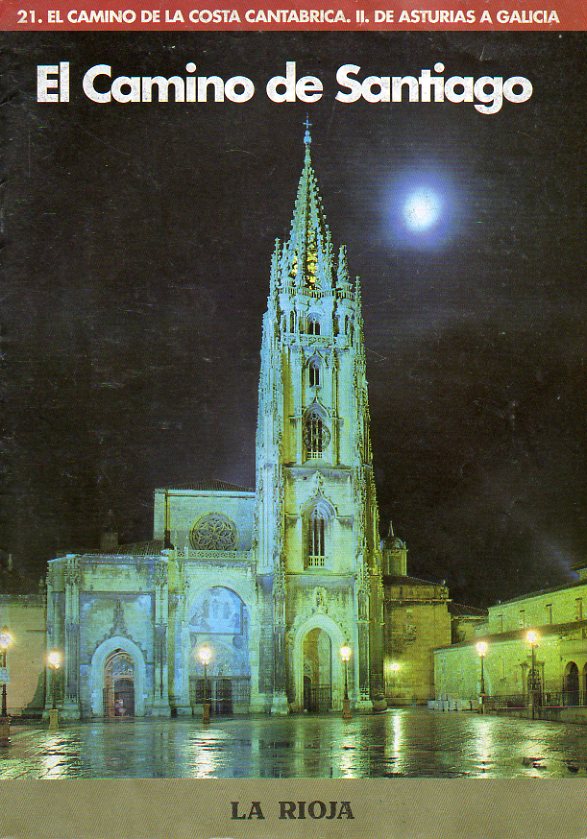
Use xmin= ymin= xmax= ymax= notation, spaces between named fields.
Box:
xmin=1 ymin=708 xmax=586 ymax=779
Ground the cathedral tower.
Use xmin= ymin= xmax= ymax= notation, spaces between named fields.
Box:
xmin=255 ymin=126 xmax=384 ymax=713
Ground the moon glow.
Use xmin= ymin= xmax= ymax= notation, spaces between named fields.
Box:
xmin=403 ymin=188 xmax=442 ymax=232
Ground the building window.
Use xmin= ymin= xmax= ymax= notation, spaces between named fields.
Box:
xmin=308 ymin=509 xmax=326 ymax=567
xmin=497 ymin=614 xmax=504 ymax=633
xmin=519 ymin=609 xmax=526 ymax=628
xmin=289 ymin=311 xmax=295 ymax=332
xmin=576 ymin=598 xmax=583 ymax=621
xmin=190 ymin=513 xmax=238 ymax=551
xmin=545 ymin=603 xmax=553 ymax=624
xmin=303 ymin=409 xmax=330 ymax=458
xmin=307 ymin=315 xmax=321 ymax=336
xmin=309 ymin=358 xmax=320 ymax=387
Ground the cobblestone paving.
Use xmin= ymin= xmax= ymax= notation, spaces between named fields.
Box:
xmin=1 ymin=709 xmax=586 ymax=779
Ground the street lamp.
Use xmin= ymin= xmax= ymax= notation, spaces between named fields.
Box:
xmin=475 ymin=641 xmax=488 ymax=714
xmin=47 ymin=650 xmax=62 ymax=730
xmin=198 ymin=645 xmax=213 ymax=724
xmin=526 ymin=630 xmax=540 ymax=720
xmin=0 ymin=626 xmax=13 ymax=746
xmin=340 ymin=645 xmax=352 ymax=720
xmin=389 ymin=662 xmax=400 ymax=705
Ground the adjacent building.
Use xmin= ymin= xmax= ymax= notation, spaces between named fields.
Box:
xmin=434 ymin=561 xmax=587 ymax=716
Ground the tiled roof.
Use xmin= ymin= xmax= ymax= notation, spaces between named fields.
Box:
xmin=165 ymin=479 xmax=255 ymax=493
xmin=385 ymin=574 xmax=446 ymax=587
xmin=495 ymin=576 xmax=586 ymax=606
xmin=449 ymin=602 xmax=488 ymax=618
xmin=95 ymin=540 xmax=164 ymax=556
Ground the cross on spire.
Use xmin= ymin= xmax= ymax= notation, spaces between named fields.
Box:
xmin=303 ymin=115 xmax=312 ymax=145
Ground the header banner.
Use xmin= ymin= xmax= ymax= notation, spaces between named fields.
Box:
xmin=1 ymin=0 xmax=586 ymax=31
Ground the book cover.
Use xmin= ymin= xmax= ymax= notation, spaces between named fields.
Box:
xmin=0 ymin=3 xmax=586 ymax=836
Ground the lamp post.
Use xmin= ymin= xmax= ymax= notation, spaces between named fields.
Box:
xmin=198 ymin=645 xmax=212 ymax=724
xmin=0 ymin=626 xmax=13 ymax=746
xmin=47 ymin=650 xmax=62 ymax=730
xmin=475 ymin=641 xmax=488 ymax=714
xmin=389 ymin=662 xmax=400 ymax=705
xmin=526 ymin=630 xmax=539 ymax=720
xmin=340 ymin=645 xmax=352 ymax=720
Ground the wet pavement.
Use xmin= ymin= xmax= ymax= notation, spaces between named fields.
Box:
xmin=1 ymin=709 xmax=586 ymax=779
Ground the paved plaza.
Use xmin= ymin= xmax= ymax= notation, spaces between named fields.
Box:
xmin=0 ymin=709 xmax=586 ymax=780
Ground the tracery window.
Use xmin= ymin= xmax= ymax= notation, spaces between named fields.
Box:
xmin=309 ymin=358 xmax=321 ymax=387
xmin=190 ymin=513 xmax=238 ymax=551
xmin=307 ymin=315 xmax=321 ymax=336
xmin=307 ymin=506 xmax=327 ymax=567
xmin=303 ymin=409 xmax=330 ymax=458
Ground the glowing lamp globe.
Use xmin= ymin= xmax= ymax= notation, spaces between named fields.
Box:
xmin=198 ymin=645 xmax=212 ymax=666
xmin=476 ymin=641 xmax=488 ymax=658
xmin=0 ymin=627 xmax=12 ymax=651
xmin=48 ymin=650 xmax=62 ymax=670
xmin=340 ymin=645 xmax=352 ymax=663
xmin=526 ymin=630 xmax=539 ymax=646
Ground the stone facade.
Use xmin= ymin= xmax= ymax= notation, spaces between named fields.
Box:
xmin=434 ymin=564 xmax=587 ymax=711
xmin=381 ymin=529 xmax=451 ymax=704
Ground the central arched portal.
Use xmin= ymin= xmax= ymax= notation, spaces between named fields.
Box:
xmin=303 ymin=628 xmax=332 ymax=712
xmin=104 ymin=650 xmax=135 ymax=718
xmin=188 ymin=586 xmax=251 ymax=716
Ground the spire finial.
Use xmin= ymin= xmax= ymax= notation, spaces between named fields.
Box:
xmin=303 ymin=115 xmax=312 ymax=146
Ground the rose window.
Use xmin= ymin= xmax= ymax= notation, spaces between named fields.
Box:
xmin=190 ymin=513 xmax=238 ymax=551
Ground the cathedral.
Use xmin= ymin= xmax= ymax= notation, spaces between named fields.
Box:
xmin=41 ymin=128 xmax=450 ymax=720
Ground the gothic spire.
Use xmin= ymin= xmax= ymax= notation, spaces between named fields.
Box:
xmin=283 ymin=122 xmax=333 ymax=292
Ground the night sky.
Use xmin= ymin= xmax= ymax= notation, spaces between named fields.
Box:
xmin=2 ymin=32 xmax=586 ymax=606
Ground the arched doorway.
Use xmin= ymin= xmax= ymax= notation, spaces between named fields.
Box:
xmin=104 ymin=650 xmax=135 ymax=718
xmin=303 ymin=628 xmax=332 ymax=712
xmin=563 ymin=662 xmax=579 ymax=706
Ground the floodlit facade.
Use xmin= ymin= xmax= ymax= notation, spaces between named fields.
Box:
xmin=43 ymin=131 xmax=407 ymax=719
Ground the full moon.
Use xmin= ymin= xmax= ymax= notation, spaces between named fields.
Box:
xmin=403 ymin=188 xmax=442 ymax=232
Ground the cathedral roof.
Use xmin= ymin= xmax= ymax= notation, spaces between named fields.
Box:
xmin=165 ymin=479 xmax=254 ymax=493
xmin=449 ymin=602 xmax=488 ymax=618
xmin=95 ymin=539 xmax=164 ymax=556
xmin=384 ymin=574 xmax=446 ymax=588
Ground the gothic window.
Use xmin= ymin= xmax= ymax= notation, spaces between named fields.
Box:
xmin=306 ymin=503 xmax=332 ymax=568
xmin=289 ymin=311 xmax=295 ymax=332
xmin=190 ymin=513 xmax=238 ymax=551
xmin=309 ymin=358 xmax=321 ymax=387
xmin=307 ymin=315 xmax=321 ymax=336
xmin=303 ymin=409 xmax=330 ymax=459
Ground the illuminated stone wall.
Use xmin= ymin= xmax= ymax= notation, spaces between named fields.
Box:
xmin=384 ymin=579 xmax=451 ymax=704
xmin=153 ymin=488 xmax=255 ymax=551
